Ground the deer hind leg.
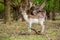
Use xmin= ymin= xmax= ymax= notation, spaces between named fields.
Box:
xmin=40 ymin=21 xmax=45 ymax=33
xmin=28 ymin=22 xmax=32 ymax=32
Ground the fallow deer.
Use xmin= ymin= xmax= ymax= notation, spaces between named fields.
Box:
xmin=21 ymin=9 xmax=46 ymax=33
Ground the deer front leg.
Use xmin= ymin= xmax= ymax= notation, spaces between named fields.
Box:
xmin=28 ymin=22 xmax=32 ymax=32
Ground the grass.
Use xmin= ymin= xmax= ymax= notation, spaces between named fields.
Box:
xmin=0 ymin=38 xmax=10 ymax=40
xmin=0 ymin=19 xmax=60 ymax=40
xmin=0 ymin=35 xmax=47 ymax=40
xmin=10 ymin=35 xmax=46 ymax=40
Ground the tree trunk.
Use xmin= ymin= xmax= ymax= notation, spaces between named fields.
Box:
xmin=4 ymin=0 xmax=11 ymax=24
xmin=46 ymin=11 xmax=50 ymax=20
xmin=52 ymin=0 xmax=56 ymax=20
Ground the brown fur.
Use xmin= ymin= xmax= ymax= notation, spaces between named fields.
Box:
xmin=26 ymin=10 xmax=46 ymax=19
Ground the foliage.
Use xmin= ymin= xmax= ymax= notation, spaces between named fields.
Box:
xmin=33 ymin=0 xmax=44 ymax=6
xmin=56 ymin=0 xmax=60 ymax=12
xmin=0 ymin=3 xmax=4 ymax=12
xmin=0 ymin=0 xmax=60 ymax=12
xmin=45 ymin=0 xmax=53 ymax=12
xmin=0 ymin=0 xmax=4 ymax=2
xmin=0 ymin=3 xmax=4 ymax=19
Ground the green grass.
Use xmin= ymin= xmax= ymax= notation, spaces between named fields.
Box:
xmin=10 ymin=36 xmax=46 ymax=40
xmin=0 ymin=35 xmax=46 ymax=40
xmin=0 ymin=20 xmax=60 ymax=40
xmin=0 ymin=38 xmax=10 ymax=40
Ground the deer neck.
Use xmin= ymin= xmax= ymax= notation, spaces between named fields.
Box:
xmin=22 ymin=12 xmax=29 ymax=21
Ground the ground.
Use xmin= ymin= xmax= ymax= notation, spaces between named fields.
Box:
xmin=0 ymin=16 xmax=60 ymax=40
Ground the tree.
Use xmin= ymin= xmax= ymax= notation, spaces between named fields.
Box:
xmin=45 ymin=0 xmax=53 ymax=20
xmin=4 ymin=0 xmax=11 ymax=23
xmin=52 ymin=0 xmax=56 ymax=20
xmin=11 ymin=0 xmax=21 ymax=21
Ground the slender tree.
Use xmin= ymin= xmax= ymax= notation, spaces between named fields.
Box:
xmin=52 ymin=0 xmax=56 ymax=20
xmin=4 ymin=0 xmax=11 ymax=23
xmin=45 ymin=0 xmax=51 ymax=20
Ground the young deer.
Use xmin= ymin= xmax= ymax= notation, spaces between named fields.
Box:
xmin=21 ymin=9 xmax=46 ymax=33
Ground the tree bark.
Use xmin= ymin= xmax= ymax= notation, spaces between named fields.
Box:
xmin=4 ymin=0 xmax=11 ymax=24
xmin=52 ymin=0 xmax=56 ymax=20
xmin=46 ymin=11 xmax=50 ymax=20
